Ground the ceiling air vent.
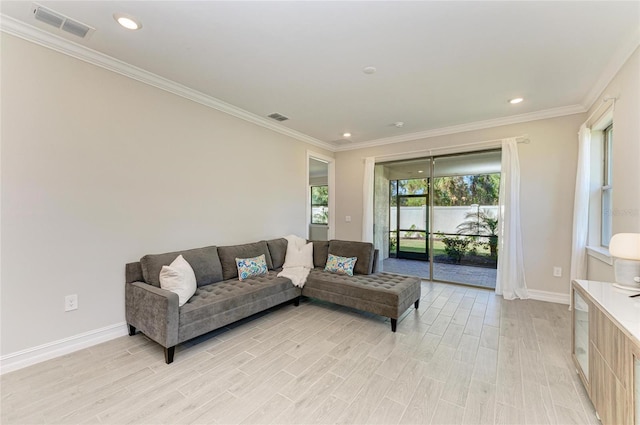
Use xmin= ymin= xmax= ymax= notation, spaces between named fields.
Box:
xmin=267 ymin=113 xmax=289 ymax=122
xmin=33 ymin=5 xmax=64 ymax=27
xmin=61 ymin=19 xmax=92 ymax=38
xmin=33 ymin=4 xmax=94 ymax=39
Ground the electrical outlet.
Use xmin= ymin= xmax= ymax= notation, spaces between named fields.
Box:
xmin=553 ymin=267 xmax=562 ymax=277
xmin=65 ymin=294 xmax=78 ymax=311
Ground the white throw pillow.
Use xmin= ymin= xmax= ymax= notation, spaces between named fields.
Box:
xmin=159 ymin=255 xmax=197 ymax=307
xmin=283 ymin=238 xmax=314 ymax=269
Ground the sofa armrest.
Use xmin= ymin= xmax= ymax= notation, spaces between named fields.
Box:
xmin=125 ymin=281 xmax=179 ymax=348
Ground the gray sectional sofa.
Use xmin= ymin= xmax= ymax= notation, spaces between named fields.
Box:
xmin=125 ymin=238 xmax=421 ymax=363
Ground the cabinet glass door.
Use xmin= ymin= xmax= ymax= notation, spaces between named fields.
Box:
xmin=574 ymin=290 xmax=589 ymax=381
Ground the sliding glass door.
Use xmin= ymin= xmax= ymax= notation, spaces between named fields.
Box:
xmin=376 ymin=151 xmax=500 ymax=288
xmin=432 ymin=151 xmax=500 ymax=287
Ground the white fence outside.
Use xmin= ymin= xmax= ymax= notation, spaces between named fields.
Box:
xmin=390 ymin=205 xmax=499 ymax=234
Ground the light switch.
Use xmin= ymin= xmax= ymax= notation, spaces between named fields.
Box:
xmin=345 ymin=216 xmax=352 ymax=222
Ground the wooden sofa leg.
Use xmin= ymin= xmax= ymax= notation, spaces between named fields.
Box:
xmin=165 ymin=346 xmax=175 ymax=364
xmin=128 ymin=324 xmax=136 ymax=336
xmin=294 ymin=296 xmax=301 ymax=307
xmin=390 ymin=318 xmax=397 ymax=332
xmin=415 ymin=299 xmax=420 ymax=309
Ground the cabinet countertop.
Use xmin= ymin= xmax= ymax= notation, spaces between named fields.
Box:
xmin=574 ymin=279 xmax=640 ymax=343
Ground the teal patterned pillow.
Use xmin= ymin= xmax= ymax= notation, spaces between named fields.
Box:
xmin=324 ymin=253 xmax=357 ymax=276
xmin=235 ymin=254 xmax=268 ymax=281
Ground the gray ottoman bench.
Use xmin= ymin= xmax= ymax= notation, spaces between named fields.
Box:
xmin=303 ymin=269 xmax=422 ymax=332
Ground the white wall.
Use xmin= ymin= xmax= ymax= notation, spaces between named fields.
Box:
xmin=586 ymin=47 xmax=640 ymax=280
xmin=334 ymin=113 xmax=585 ymax=297
xmin=390 ymin=205 xmax=499 ymax=235
xmin=0 ymin=35 xmax=332 ymax=356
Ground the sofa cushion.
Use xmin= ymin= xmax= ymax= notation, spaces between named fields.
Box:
xmin=236 ymin=254 xmax=268 ymax=281
xmin=180 ymin=271 xmax=294 ymax=324
xmin=218 ymin=241 xmax=274 ymax=280
xmin=283 ymin=239 xmax=314 ymax=269
xmin=310 ymin=240 xmax=330 ymax=268
xmin=325 ymin=253 xmax=357 ymax=276
xmin=140 ymin=246 xmax=223 ymax=288
xmin=267 ymin=238 xmax=288 ymax=269
xmin=328 ymin=240 xmax=375 ymax=275
xmin=159 ymin=255 xmax=197 ymax=307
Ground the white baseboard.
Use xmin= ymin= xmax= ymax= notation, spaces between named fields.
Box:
xmin=0 ymin=322 xmax=128 ymax=375
xmin=528 ymin=289 xmax=570 ymax=305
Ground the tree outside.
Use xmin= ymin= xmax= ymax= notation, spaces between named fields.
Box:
xmin=390 ymin=174 xmax=500 ymax=206
xmin=311 ymin=186 xmax=328 ymax=224
xmin=433 ymin=174 xmax=500 ymax=206
xmin=456 ymin=208 xmax=499 ymax=258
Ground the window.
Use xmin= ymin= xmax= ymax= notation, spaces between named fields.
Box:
xmin=585 ymin=109 xmax=614 ymax=261
xmin=601 ymin=124 xmax=613 ymax=247
xmin=311 ymin=185 xmax=328 ymax=224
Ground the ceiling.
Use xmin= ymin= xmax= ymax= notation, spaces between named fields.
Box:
xmin=2 ymin=1 xmax=639 ymax=151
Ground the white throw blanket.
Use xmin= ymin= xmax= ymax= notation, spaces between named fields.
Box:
xmin=277 ymin=235 xmax=313 ymax=288
xmin=278 ymin=266 xmax=310 ymax=288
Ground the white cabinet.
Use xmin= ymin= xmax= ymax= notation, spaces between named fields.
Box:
xmin=572 ymin=280 xmax=640 ymax=425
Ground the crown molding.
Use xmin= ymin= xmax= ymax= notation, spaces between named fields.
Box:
xmin=4 ymin=12 xmax=627 ymax=155
xmin=335 ymin=104 xmax=586 ymax=152
xmin=582 ymin=27 xmax=640 ymax=111
xmin=0 ymin=14 xmax=335 ymax=152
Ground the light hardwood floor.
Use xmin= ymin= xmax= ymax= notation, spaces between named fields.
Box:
xmin=1 ymin=281 xmax=599 ymax=424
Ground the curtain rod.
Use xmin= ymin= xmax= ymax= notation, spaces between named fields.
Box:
xmin=584 ymin=96 xmax=617 ymax=127
xmin=364 ymin=134 xmax=529 ymax=161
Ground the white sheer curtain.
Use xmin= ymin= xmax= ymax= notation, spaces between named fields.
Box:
xmin=570 ymin=124 xmax=591 ymax=282
xmin=496 ymin=138 xmax=529 ymax=300
xmin=362 ymin=157 xmax=375 ymax=243
xmin=568 ymin=124 xmax=591 ymax=309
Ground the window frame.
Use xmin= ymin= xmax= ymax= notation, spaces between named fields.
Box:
xmin=586 ymin=107 xmax=614 ymax=264
xmin=601 ymin=124 xmax=613 ymax=248
xmin=310 ymin=185 xmax=329 ymax=225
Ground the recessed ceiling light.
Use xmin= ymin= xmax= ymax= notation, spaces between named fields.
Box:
xmin=394 ymin=121 xmax=404 ymax=128
xmin=509 ymin=97 xmax=524 ymax=104
xmin=418 ymin=170 xmax=424 ymax=173
xmin=114 ymin=13 xmax=142 ymax=30
xmin=343 ymin=132 xmax=352 ymax=138
xmin=363 ymin=66 xmax=377 ymax=75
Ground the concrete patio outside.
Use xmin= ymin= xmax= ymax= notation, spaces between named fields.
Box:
xmin=382 ymin=257 xmax=496 ymax=289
